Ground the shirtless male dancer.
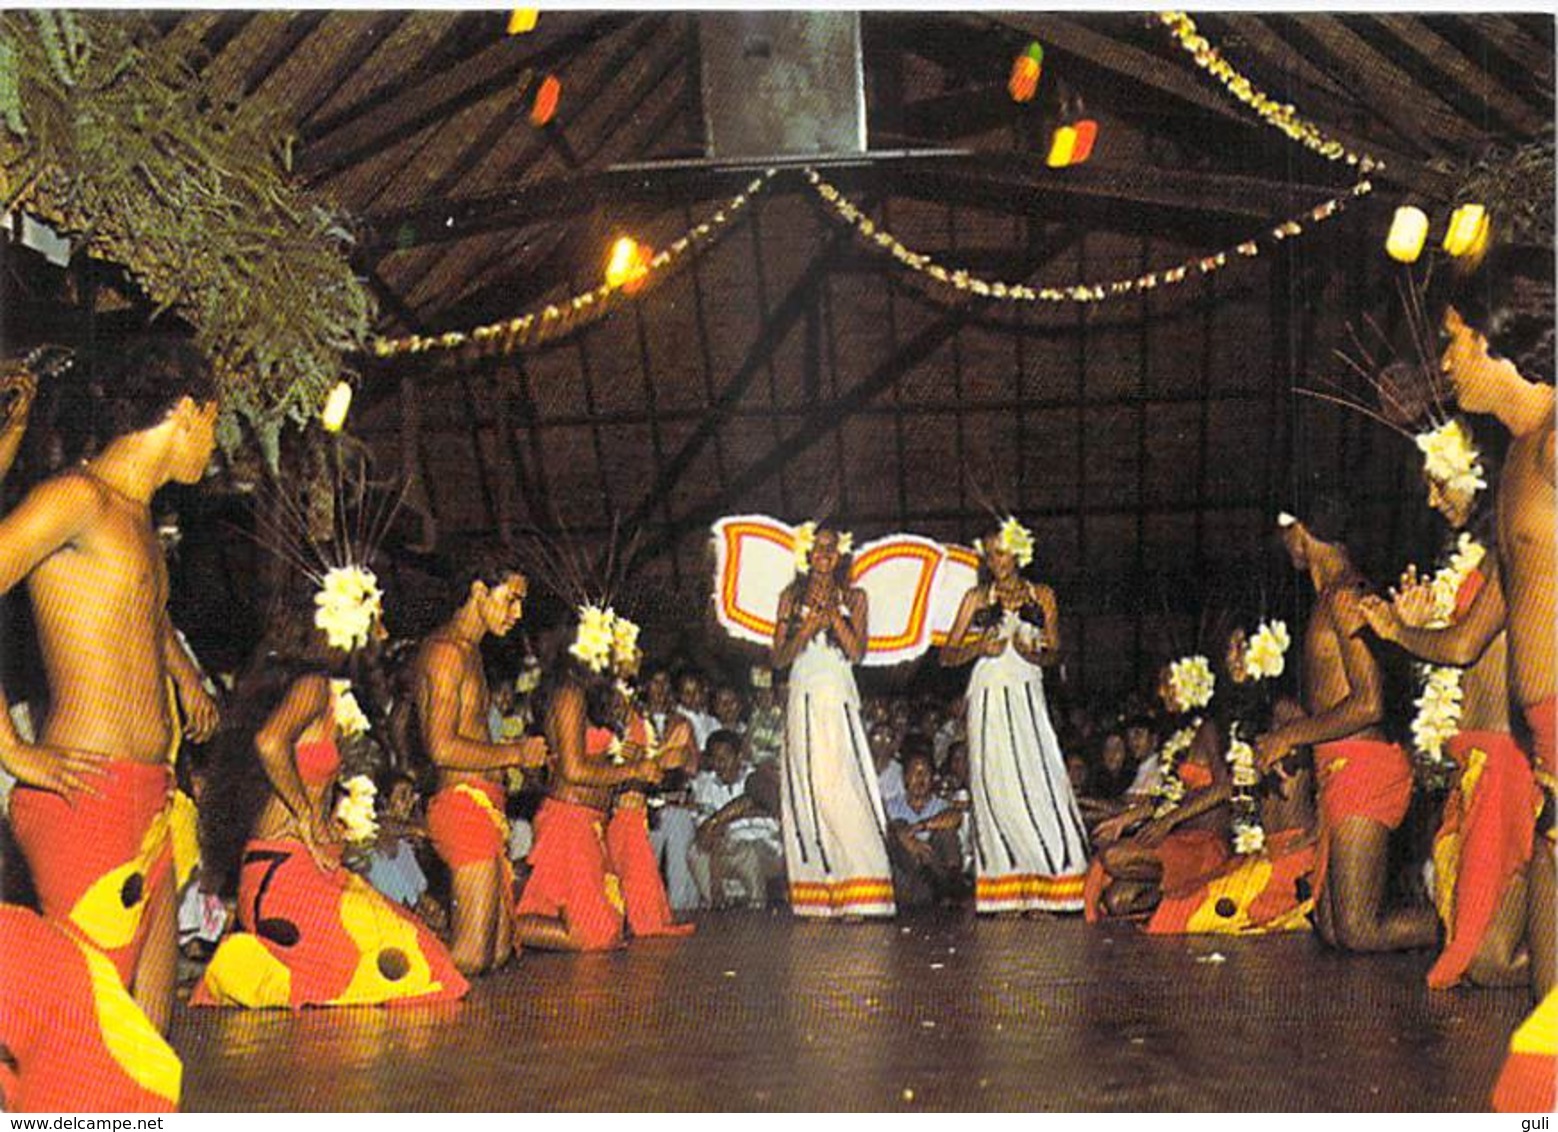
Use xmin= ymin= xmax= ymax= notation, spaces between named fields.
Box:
xmin=1360 ymin=424 xmax=1536 ymax=987
xmin=1257 ymin=501 xmax=1438 ymax=953
xmin=415 ymin=543 xmax=547 ymax=975
xmin=0 ymin=337 xmax=220 ymax=1032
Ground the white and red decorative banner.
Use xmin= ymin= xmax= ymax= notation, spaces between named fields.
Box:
xmin=711 ymin=515 xmax=983 ymax=667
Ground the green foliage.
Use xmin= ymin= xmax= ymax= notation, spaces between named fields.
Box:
xmin=0 ymin=11 xmax=375 ymax=459
xmin=1435 ymin=140 xmax=1556 ymax=248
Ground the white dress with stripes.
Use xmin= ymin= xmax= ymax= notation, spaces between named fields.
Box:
xmin=966 ymin=609 xmax=1089 ymax=912
xmin=780 ymin=636 xmax=896 ymax=918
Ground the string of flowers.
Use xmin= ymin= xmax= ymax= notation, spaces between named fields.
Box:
xmin=803 ymin=167 xmax=1372 ymax=305
xmin=1410 ymin=533 xmax=1486 ymax=783
xmin=1224 ymin=724 xmax=1265 ymax=855
xmin=1157 ymin=11 xmax=1382 ymax=174
xmin=330 ymin=679 xmax=372 ymax=739
xmin=1153 ymin=719 xmax=1202 ymax=818
xmin=334 ymin=775 xmax=379 ymax=844
xmin=370 ymin=170 xmax=778 ymax=359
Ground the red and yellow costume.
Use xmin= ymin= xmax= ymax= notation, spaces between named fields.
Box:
xmin=1146 ymin=828 xmax=1317 ymax=935
xmin=0 ymin=905 xmax=180 ymax=1112
xmin=1427 ymin=730 xmax=1541 ymax=989
xmin=191 ymin=837 xmax=469 ymax=1009
xmin=605 ymin=713 xmax=694 ymax=938
xmin=515 ymin=796 xmax=625 ymax=951
xmin=191 ymin=727 xmax=468 ymax=1008
xmin=428 ymin=779 xmax=511 ymax=870
xmin=9 ymin=760 xmax=176 ymax=987
xmin=1491 ymin=989 xmax=1557 ymax=1113
xmin=1313 ymin=738 xmax=1413 ymax=900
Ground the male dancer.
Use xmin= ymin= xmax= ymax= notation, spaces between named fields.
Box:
xmin=415 ymin=543 xmax=547 ymax=974
xmin=1360 ymin=422 xmax=1537 ymax=987
xmin=0 ymin=336 xmax=220 ymax=1032
xmin=1257 ymin=502 xmax=1437 ymax=952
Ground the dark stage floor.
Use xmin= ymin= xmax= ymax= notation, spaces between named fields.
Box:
xmin=172 ymin=910 xmax=1530 ymax=1112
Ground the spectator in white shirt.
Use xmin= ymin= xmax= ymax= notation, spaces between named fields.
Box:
xmin=687 ymin=730 xmax=783 ymax=909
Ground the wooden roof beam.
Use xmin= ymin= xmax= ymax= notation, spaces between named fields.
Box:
xmin=1370 ymin=14 xmax=1547 ymax=139
xmin=299 ymin=12 xmax=641 ymax=183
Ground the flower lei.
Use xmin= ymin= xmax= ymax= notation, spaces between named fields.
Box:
xmin=313 ymin=565 xmax=382 ymax=653
xmin=334 ymin=774 xmax=378 ymax=844
xmin=329 ymin=679 xmax=371 ymax=738
xmin=1225 ymin=724 xmax=1266 ymax=855
xmin=1168 ymin=655 xmax=1216 ymax=713
xmin=1416 ymin=419 xmax=1487 ymax=501
xmin=792 ymin=521 xmax=852 ymax=574
xmin=1153 ymin=720 xmax=1201 ymax=818
xmin=983 ymin=516 xmax=1034 ymax=568
xmin=1243 ymin=619 xmax=1291 ymax=682
xmin=1410 ymin=534 xmax=1487 ymax=777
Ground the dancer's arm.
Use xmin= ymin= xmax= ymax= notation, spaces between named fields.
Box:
xmin=939 ymin=588 xmax=1001 ymax=667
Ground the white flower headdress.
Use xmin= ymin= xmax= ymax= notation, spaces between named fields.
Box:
xmin=570 ymin=604 xmax=619 ymax=674
xmin=1242 ymin=619 xmax=1291 ymax=682
xmin=980 ymin=516 xmax=1034 ymax=568
xmin=792 ymin=521 xmax=853 ymax=574
xmin=1167 ymin=654 xmax=1216 ymax=713
xmin=1415 ymin=417 xmax=1487 ymax=501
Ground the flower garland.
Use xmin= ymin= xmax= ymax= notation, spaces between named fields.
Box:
xmin=1167 ymin=655 xmax=1216 ymax=714
xmin=370 ymin=171 xmax=776 ymax=359
xmin=1224 ymin=724 xmax=1265 ymax=855
xmin=1242 ymin=619 xmax=1291 ymax=682
xmin=334 ymin=774 xmax=378 ymax=844
xmin=1157 ymin=12 xmax=1382 ymax=174
xmin=1153 ymin=719 xmax=1202 ymax=818
xmin=804 ymin=168 xmax=1371 ymax=306
xmin=330 ymin=679 xmax=371 ymax=738
xmin=1410 ymin=534 xmax=1487 ymax=774
xmin=792 ymin=522 xmax=853 ymax=574
xmin=313 ymin=565 xmax=383 ymax=654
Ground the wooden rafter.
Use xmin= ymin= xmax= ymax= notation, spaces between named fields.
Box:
xmin=299 ymin=12 xmax=640 ymax=182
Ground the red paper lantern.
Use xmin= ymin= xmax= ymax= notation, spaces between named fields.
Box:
xmin=1070 ymin=119 xmax=1098 ymax=164
xmin=530 ymin=75 xmax=561 ymax=127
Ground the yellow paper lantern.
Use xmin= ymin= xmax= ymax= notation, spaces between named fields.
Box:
xmin=320 ymin=381 xmax=353 ymax=433
xmin=1443 ymin=203 xmax=1489 ymax=259
xmin=1046 ymin=126 xmax=1077 ymax=168
xmin=1385 ymin=206 xmax=1428 ymax=264
xmin=507 ymin=9 xmax=538 ymax=35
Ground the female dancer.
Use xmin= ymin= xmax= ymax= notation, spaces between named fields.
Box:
xmin=192 ymin=592 xmax=468 ymax=1007
xmin=940 ymin=519 xmax=1088 ymax=913
xmin=771 ymin=524 xmax=895 ymax=920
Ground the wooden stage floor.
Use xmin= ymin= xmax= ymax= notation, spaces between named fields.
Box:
xmin=172 ymin=908 xmax=1530 ymax=1112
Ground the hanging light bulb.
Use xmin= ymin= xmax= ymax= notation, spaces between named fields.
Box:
xmin=320 ymin=381 xmax=353 ymax=433
xmin=1443 ymin=203 xmax=1489 ymax=259
xmin=605 ymin=236 xmax=651 ymax=293
xmin=530 ymin=74 xmax=561 ymax=127
xmin=1385 ymin=205 xmax=1428 ymax=264
xmin=507 ymin=9 xmax=538 ymax=35
xmin=1008 ymin=42 xmax=1043 ymax=104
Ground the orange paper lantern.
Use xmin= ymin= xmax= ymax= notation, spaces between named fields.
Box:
xmin=530 ymin=75 xmax=561 ymax=127
xmin=605 ymin=237 xmax=652 ymax=293
xmin=1070 ymin=119 xmax=1098 ymax=164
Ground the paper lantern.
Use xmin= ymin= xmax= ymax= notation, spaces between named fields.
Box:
xmin=1385 ymin=206 xmax=1428 ymax=264
xmin=605 ymin=237 xmax=651 ymax=293
xmin=529 ymin=75 xmax=561 ymax=127
xmin=320 ymin=381 xmax=353 ymax=433
xmin=507 ymin=9 xmax=538 ymax=35
xmin=1046 ymin=125 xmax=1077 ymax=168
xmin=1443 ymin=203 xmax=1489 ymax=259
xmin=1070 ymin=119 xmax=1098 ymax=164
xmin=1008 ymin=43 xmax=1043 ymax=103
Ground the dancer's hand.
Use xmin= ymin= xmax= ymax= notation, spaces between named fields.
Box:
xmin=1390 ymin=573 xmax=1436 ymax=628
xmin=0 ymin=742 xmax=109 ymax=799
xmin=980 ymin=633 xmax=1005 ymax=657
xmin=512 ymin=734 xmax=549 ymax=770
xmin=1255 ymin=730 xmax=1294 ymax=772
xmin=1358 ymin=594 xmax=1401 ymax=642
xmin=181 ymin=683 xmax=221 ymax=743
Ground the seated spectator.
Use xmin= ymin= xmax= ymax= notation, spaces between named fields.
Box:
xmin=687 ymin=730 xmax=783 ymax=909
xmin=886 ymin=751 xmax=968 ymax=908
xmin=1122 ymin=717 xmax=1161 ymax=801
xmin=364 ymin=773 xmax=447 ymax=934
xmin=871 ymin=721 xmax=906 ymax=806
xmin=933 ymin=698 xmax=966 ymax=768
xmin=1077 ymin=731 xmax=1137 ymax=829
xmin=711 ymin=684 xmax=747 ymax=734
xmin=936 ymin=739 xmax=975 ymax=874
xmin=745 ymin=667 xmax=784 ymax=766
